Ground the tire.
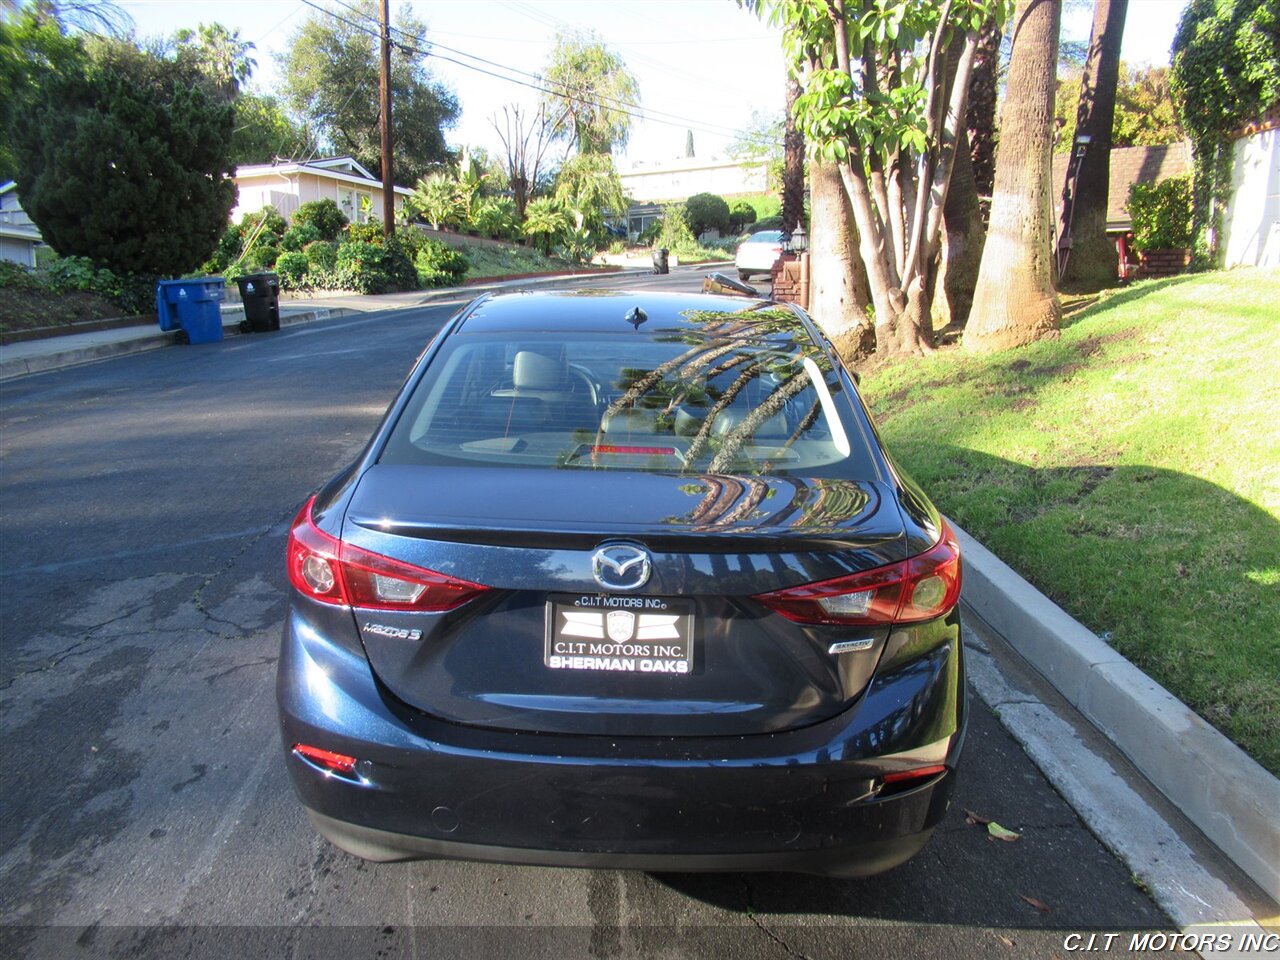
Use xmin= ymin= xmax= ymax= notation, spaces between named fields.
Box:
xmin=239 ymin=320 xmax=253 ymax=334
xmin=174 ymin=329 xmax=190 ymax=345
xmin=738 ymin=270 xmax=752 ymax=281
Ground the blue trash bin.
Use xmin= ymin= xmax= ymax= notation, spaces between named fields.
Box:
xmin=156 ymin=278 xmax=226 ymax=344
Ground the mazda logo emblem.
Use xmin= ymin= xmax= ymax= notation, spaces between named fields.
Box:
xmin=592 ymin=544 xmax=651 ymax=591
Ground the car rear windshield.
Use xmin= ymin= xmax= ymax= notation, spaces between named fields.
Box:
xmin=379 ymin=325 xmax=878 ymax=478
xmin=746 ymin=231 xmax=783 ymax=244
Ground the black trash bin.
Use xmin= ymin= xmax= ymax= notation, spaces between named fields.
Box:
xmin=651 ymin=247 xmax=669 ymax=275
xmin=236 ymin=273 xmax=281 ymax=332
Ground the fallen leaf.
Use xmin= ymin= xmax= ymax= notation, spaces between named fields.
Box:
xmin=965 ymin=809 xmax=992 ymax=826
xmin=988 ymin=822 xmax=1022 ymax=842
xmin=1019 ymin=893 xmax=1051 ymax=913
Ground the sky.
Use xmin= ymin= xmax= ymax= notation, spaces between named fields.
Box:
xmin=114 ymin=0 xmax=1193 ymax=171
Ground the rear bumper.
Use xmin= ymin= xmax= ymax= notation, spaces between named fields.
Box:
xmin=277 ymin=604 xmax=966 ymax=876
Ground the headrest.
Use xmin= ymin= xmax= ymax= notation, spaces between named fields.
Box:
xmin=512 ymin=351 xmax=567 ymax=390
xmin=712 ymin=409 xmax=789 ymax=439
xmin=601 ymin=408 xmax=658 ymax=434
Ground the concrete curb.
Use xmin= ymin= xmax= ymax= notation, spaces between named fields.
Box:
xmin=953 ymin=522 xmax=1280 ymax=902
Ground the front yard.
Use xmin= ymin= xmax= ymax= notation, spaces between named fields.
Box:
xmin=861 ymin=268 xmax=1280 ymax=773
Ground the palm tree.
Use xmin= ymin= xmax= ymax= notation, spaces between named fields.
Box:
xmin=1058 ymin=0 xmax=1129 ymax=290
xmin=522 ymin=197 xmax=569 ymax=255
xmin=966 ymin=0 xmax=1063 ymax=353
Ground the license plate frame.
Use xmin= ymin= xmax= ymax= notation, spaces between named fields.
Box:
xmin=544 ymin=594 xmax=695 ymax=675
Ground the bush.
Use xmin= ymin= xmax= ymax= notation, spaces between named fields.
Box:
xmin=344 ymin=218 xmax=387 ymax=245
xmin=656 ymin=203 xmax=695 ymax=250
xmin=729 ymin=200 xmax=758 ymax=233
xmin=0 ymin=260 xmax=39 ymax=290
xmin=748 ymin=215 xmax=784 ymax=234
xmin=281 ymin=222 xmax=322 ymax=252
xmin=639 ymin=219 xmax=663 ymax=245
xmin=239 ymin=206 xmax=288 ymax=247
xmin=242 ymin=242 xmax=279 ymax=272
xmin=275 ymin=251 xmax=309 ymax=288
xmin=1128 ymin=175 xmax=1193 ymax=252
xmin=471 ymin=196 xmax=518 ymax=240
xmin=414 ymin=238 xmax=469 ymax=287
xmin=7 ymin=254 xmax=158 ymax=314
xmin=303 ymin=240 xmax=338 ymax=273
xmin=684 ymin=193 xmax=731 ymax=237
xmin=334 ymin=239 xmax=416 ymax=294
xmin=291 ymin=198 xmax=348 ymax=241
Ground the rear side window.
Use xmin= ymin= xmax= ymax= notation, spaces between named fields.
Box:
xmin=380 ymin=329 xmax=877 ymax=478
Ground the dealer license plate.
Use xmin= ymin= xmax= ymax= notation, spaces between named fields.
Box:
xmin=544 ymin=594 xmax=695 ymax=675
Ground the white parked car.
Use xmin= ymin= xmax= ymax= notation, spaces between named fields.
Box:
xmin=734 ymin=230 xmax=785 ymax=282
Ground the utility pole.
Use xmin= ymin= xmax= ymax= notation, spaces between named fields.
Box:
xmin=379 ymin=0 xmax=394 ymax=237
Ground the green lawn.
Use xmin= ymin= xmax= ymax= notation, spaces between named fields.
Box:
xmin=861 ymin=268 xmax=1280 ymax=773
xmin=452 ymin=241 xmax=578 ymax=281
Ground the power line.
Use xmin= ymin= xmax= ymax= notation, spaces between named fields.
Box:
xmin=303 ymin=0 xmax=782 ymax=149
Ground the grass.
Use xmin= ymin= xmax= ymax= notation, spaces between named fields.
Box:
xmin=451 ymin=241 xmax=579 ymax=281
xmin=860 ymin=268 xmax=1280 ymax=774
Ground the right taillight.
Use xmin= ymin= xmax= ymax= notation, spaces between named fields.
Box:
xmin=286 ymin=496 xmax=490 ymax=612
xmin=754 ymin=519 xmax=962 ymax=626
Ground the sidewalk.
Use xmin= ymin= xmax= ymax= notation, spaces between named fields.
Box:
xmin=0 ymin=267 xmax=654 ymax=382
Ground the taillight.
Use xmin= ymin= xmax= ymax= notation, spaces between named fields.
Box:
xmin=286 ymin=496 xmax=490 ymax=612
xmin=754 ymin=519 xmax=961 ymax=625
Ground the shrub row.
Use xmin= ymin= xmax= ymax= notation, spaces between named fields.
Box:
xmin=0 ymin=256 xmax=156 ymax=315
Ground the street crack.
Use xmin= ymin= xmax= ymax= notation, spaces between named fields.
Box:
xmin=740 ymin=878 xmax=817 ymax=960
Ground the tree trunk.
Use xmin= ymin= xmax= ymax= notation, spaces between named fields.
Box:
xmin=1058 ymin=0 xmax=1127 ymax=290
xmin=782 ymin=72 xmax=805 ymax=233
xmin=935 ymin=128 xmax=985 ymax=330
xmin=808 ymin=160 xmax=873 ymax=364
xmin=966 ymin=0 xmax=1063 ymax=354
xmin=966 ymin=18 xmax=1001 ymax=199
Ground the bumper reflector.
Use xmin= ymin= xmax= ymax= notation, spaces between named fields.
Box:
xmin=293 ymin=743 xmax=358 ymax=777
xmin=882 ymin=764 xmax=947 ymax=784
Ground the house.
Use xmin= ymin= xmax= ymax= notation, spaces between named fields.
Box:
xmin=619 ymin=157 xmax=768 ymax=204
xmin=1053 ymin=141 xmax=1194 ymax=236
xmin=231 ymin=157 xmax=413 ymax=225
xmin=0 ymin=181 xmax=44 ymax=268
xmin=1221 ymin=105 xmax=1280 ymax=269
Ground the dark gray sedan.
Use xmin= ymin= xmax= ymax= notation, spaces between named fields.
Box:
xmin=277 ymin=289 xmax=965 ymax=876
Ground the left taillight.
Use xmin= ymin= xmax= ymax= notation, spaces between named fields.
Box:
xmin=754 ymin=519 xmax=962 ymax=626
xmin=286 ymin=496 xmax=490 ymax=612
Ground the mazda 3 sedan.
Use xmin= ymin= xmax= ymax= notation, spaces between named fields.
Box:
xmin=277 ymin=289 xmax=965 ymax=877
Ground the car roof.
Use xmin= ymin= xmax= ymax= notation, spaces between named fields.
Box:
xmin=456 ymin=289 xmax=808 ymax=341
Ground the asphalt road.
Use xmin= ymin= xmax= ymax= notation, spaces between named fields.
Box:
xmin=0 ymin=270 xmax=1191 ymax=959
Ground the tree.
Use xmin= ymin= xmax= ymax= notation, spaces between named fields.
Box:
xmin=966 ymin=0 xmax=1062 ymax=353
xmin=172 ymin=22 xmax=255 ymax=98
xmin=281 ymin=1 xmax=459 ymax=185
xmin=12 ymin=36 xmax=236 ymax=275
xmin=808 ymin=159 xmax=872 ymax=360
xmin=553 ymin=152 xmax=628 ymax=231
xmin=1055 ymin=64 xmax=1184 ymax=151
xmin=541 ymin=30 xmax=640 ymax=155
xmin=781 ymin=70 xmax=805 ymax=234
xmin=522 ymin=196 xmax=570 ymax=255
xmin=1171 ymin=0 xmax=1280 ymax=264
xmin=1057 ymin=0 xmax=1127 ymax=290
xmin=727 ymin=109 xmax=785 ymax=191
xmin=965 ymin=17 xmax=1001 ymax=197
xmin=684 ymin=193 xmax=731 ymax=237
xmin=492 ymin=102 xmax=563 ymax=219
xmin=229 ymin=93 xmax=315 ymax=167
xmin=757 ymin=0 xmax=1009 ymax=359
xmin=0 ymin=6 xmax=86 ymax=182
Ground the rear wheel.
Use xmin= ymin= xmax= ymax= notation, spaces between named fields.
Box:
xmin=738 ymin=270 xmax=751 ymax=281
